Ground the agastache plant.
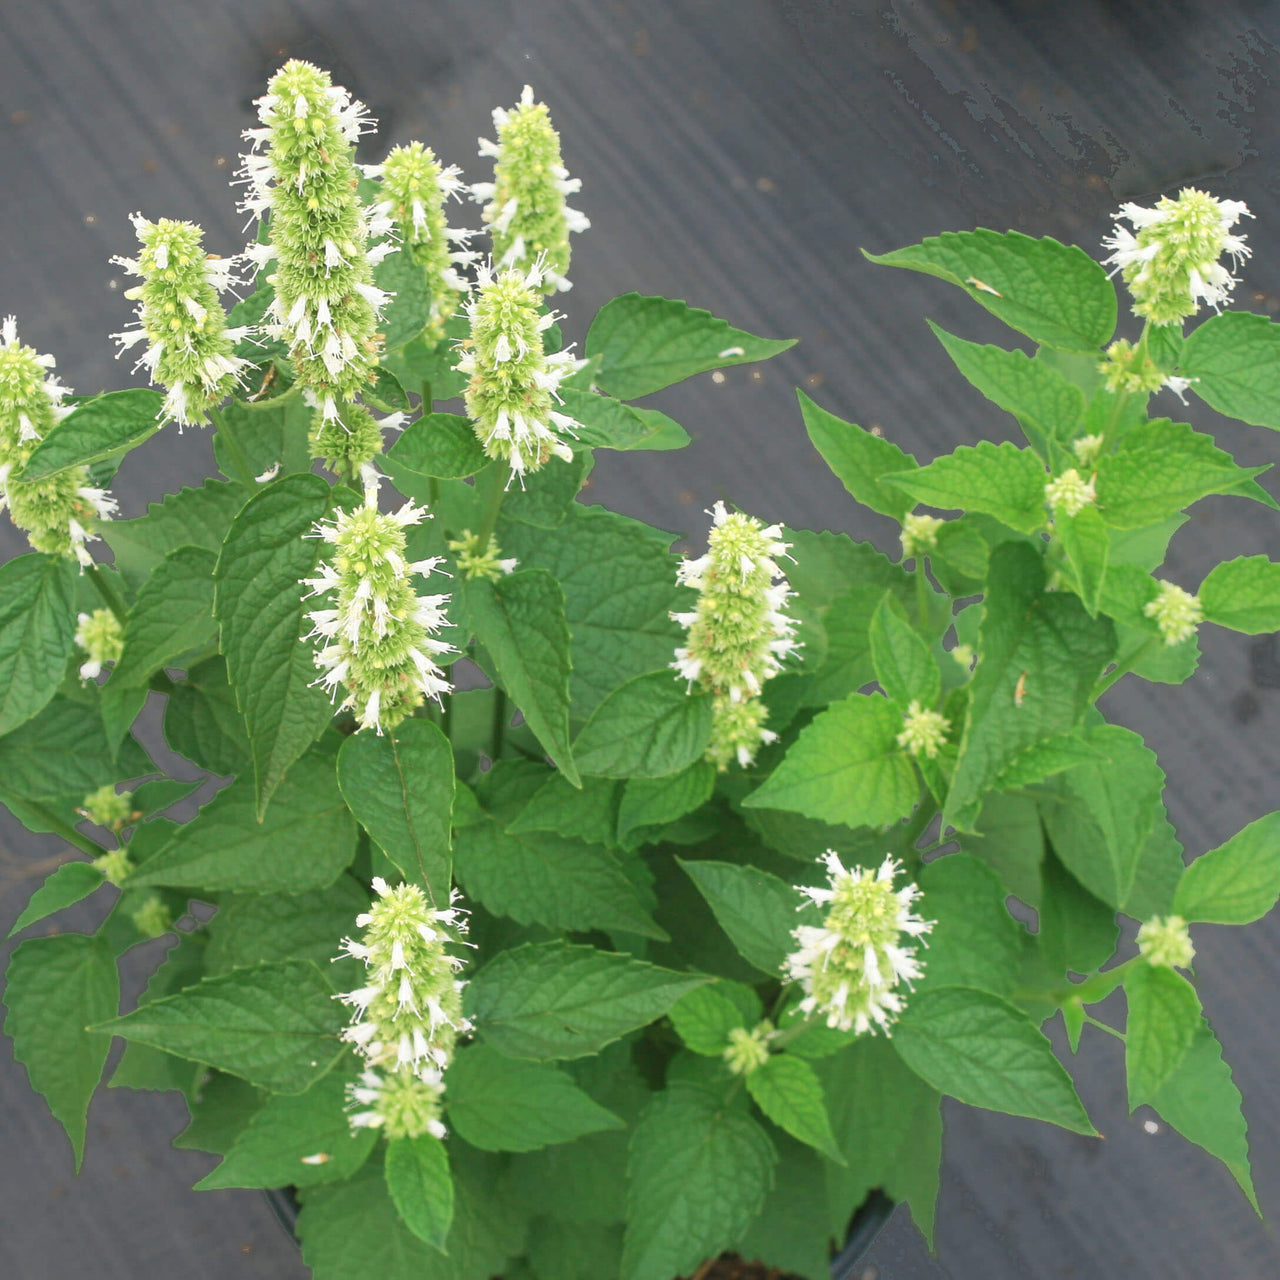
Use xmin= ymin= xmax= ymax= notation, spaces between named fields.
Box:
xmin=7 ymin=63 xmax=1280 ymax=1280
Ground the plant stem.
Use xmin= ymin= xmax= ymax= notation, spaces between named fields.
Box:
xmin=17 ymin=800 xmax=103 ymax=858
xmin=475 ymin=464 xmax=511 ymax=546
xmin=208 ymin=405 xmax=256 ymax=487
xmin=85 ymin=563 xmax=127 ymax=625
xmin=1092 ymin=637 xmax=1159 ymax=700
xmin=1082 ymin=1012 xmax=1126 ymax=1042
xmin=490 ymin=687 xmax=508 ymax=760
xmin=440 ymin=689 xmax=453 ymax=742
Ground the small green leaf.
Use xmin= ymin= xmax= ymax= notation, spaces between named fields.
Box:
xmin=1057 ymin=505 xmax=1109 ymax=615
xmin=1174 ymin=810 xmax=1280 ymax=924
xmin=869 ymin=593 xmax=940 ymax=707
xmin=173 ymin=1072 xmax=264 ymax=1155
xmin=958 ymin=792 xmax=1045 ymax=907
xmin=561 ymin=387 xmax=670 ymax=451
xmin=617 ymin=760 xmax=715 ymax=845
xmin=1125 ymin=963 xmax=1201 ymax=1107
xmin=883 ymin=440 xmax=1047 ymax=533
xmin=621 ymin=1083 xmax=777 ymax=1280
xmin=366 ymin=365 xmax=411 ymax=412
xmin=8 ymin=861 xmax=105 ymax=938
xmin=127 ymin=753 xmax=356 ymax=895
xmin=466 ymin=940 xmax=708 ymax=1061
xmin=21 ymin=388 xmax=165 ymax=479
xmin=573 ymin=671 xmax=713 ymax=779
xmin=338 ymin=719 xmax=454 ymax=902
xmin=385 ymin=1134 xmax=454 ymax=1250
xmin=743 ymin=694 xmax=918 ymax=829
xmin=463 ymin=570 xmax=579 ymax=785
xmin=797 ymin=390 xmax=917 ymax=520
xmin=113 ymin=546 xmax=218 ymax=687
xmin=163 ymin=656 xmax=250 ymax=775
xmin=1180 ymin=309 xmax=1280 ymax=429
xmin=1200 ymin=555 xmax=1280 ymax=633
xmin=4 ymin=932 xmax=119 ymax=1168
xmin=1037 ymin=849 xmax=1118 ymax=978
xmin=669 ymin=982 xmax=760 ymax=1056
xmin=387 ymin=413 xmax=489 ymax=479
xmin=95 ymin=959 xmax=343 ymax=1093
xmin=445 ymin=1042 xmax=624 ymax=1152
xmin=213 ymin=395 xmax=312 ymax=481
xmin=500 ymin=452 xmax=589 ymax=530
xmin=746 ymin=1054 xmax=843 ymax=1163
xmin=0 ymin=553 xmax=78 ymax=735
xmin=893 ymin=985 xmax=1096 ymax=1134
xmin=865 ymin=230 xmax=1116 ymax=351
xmin=586 ymin=293 xmax=795 ymax=400
xmin=375 ymin=246 xmax=434 ymax=349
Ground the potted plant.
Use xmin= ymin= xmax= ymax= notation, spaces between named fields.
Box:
xmin=3 ymin=61 xmax=1276 ymax=1279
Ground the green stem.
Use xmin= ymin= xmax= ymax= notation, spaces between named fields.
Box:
xmin=1082 ymin=1012 xmax=1126 ymax=1042
xmin=490 ymin=687 xmax=508 ymax=760
xmin=441 ymin=689 xmax=453 ymax=742
xmin=22 ymin=801 xmax=104 ymax=858
xmin=85 ymin=564 xmax=127 ymax=625
xmin=475 ymin=464 xmax=511 ymax=546
xmin=208 ymin=405 xmax=256 ymax=487
xmin=1092 ymin=638 xmax=1159 ymax=700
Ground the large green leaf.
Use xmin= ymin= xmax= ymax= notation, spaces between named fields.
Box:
xmin=668 ymin=982 xmax=759 ymax=1056
xmin=585 ymin=293 xmax=795 ymax=400
xmin=617 ymin=760 xmax=715 ymax=846
xmin=0 ymin=553 xmax=78 ymax=735
xmin=746 ymin=1054 xmax=843 ymax=1163
xmin=385 ymin=1134 xmax=454 ymax=1250
xmin=1180 ymin=309 xmax=1280 ymax=429
xmin=7 ymin=861 xmax=105 ymax=938
xmin=509 ymin=773 xmax=621 ymax=848
xmin=466 ymin=940 xmax=707 ymax=1060
xmin=946 ymin=543 xmax=1114 ymax=826
xmin=387 ymin=413 xmax=488 ymax=479
xmin=337 ymin=719 xmax=454 ymax=902
xmin=128 ymin=753 xmax=356 ymax=894
xmin=869 ymin=593 xmax=940 ymax=707
xmin=1125 ymin=963 xmax=1201 ymax=1107
xmin=1174 ymin=811 xmax=1280 ymax=924
xmin=743 ymin=694 xmax=918 ymax=829
xmin=113 ymin=545 xmax=218 ymax=687
xmin=573 ymin=671 xmax=712 ymax=779
xmin=560 ymin=387 xmax=680 ymax=451
xmin=375 ymin=245 xmax=435 ymax=349
xmin=797 ymin=390 xmax=916 ymax=520
xmin=163 ymin=655 xmax=250 ymax=775
xmin=865 ymin=230 xmax=1116 ymax=351
xmin=463 ymin=570 xmax=579 ymax=784
xmin=1199 ymin=555 xmax=1280 ymax=634
xmin=96 ymin=959 xmax=344 ymax=1093
xmin=445 ymin=1042 xmax=623 ymax=1152
xmin=1037 ymin=849 xmax=1118 ymax=979
xmin=621 ymin=1083 xmax=777 ymax=1280
xmin=893 ymin=985 xmax=1096 ymax=1134
xmin=4 ymin=932 xmax=119 ymax=1168
xmin=21 ymin=388 xmax=165 ymax=479
xmin=197 ymin=1070 xmax=378 ymax=1189
xmin=213 ymin=473 xmax=339 ymax=818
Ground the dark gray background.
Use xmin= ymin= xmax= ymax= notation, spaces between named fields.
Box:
xmin=3 ymin=1 xmax=1280 ymax=1276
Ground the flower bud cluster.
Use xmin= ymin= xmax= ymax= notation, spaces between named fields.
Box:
xmin=112 ymin=215 xmax=251 ymax=427
xmin=337 ymin=877 xmax=472 ymax=1140
xmin=75 ymin=608 xmax=124 ymax=680
xmin=79 ymin=784 xmax=135 ymax=831
xmin=473 ymin=85 xmax=588 ymax=293
xmin=447 ymin=529 xmax=518 ymax=581
xmin=375 ymin=142 xmax=474 ymax=341
xmin=723 ymin=1021 xmax=775 ymax=1076
xmin=672 ymin=502 xmax=799 ymax=769
xmin=457 ymin=261 xmax=583 ymax=480
xmin=785 ymin=852 xmax=933 ymax=1036
xmin=1144 ymin=579 xmax=1202 ymax=646
xmin=239 ymin=61 xmax=393 ymax=414
xmin=304 ymin=476 xmax=453 ymax=733
xmin=896 ymin=700 xmax=950 ymax=759
xmin=305 ymin=394 xmax=405 ymax=477
xmin=900 ymin=511 xmax=944 ymax=559
xmin=1045 ymin=468 xmax=1096 ymax=518
xmin=1103 ymin=188 xmax=1251 ymax=324
xmin=1136 ymin=914 xmax=1195 ymax=970
xmin=0 ymin=317 xmax=117 ymax=565
xmin=92 ymin=848 xmax=133 ymax=887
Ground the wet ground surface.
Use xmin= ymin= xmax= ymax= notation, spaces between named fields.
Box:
xmin=3 ymin=2 xmax=1280 ymax=1276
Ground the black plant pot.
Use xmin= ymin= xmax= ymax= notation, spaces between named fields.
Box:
xmin=264 ymin=1185 xmax=895 ymax=1277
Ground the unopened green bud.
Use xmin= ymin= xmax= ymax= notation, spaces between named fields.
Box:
xmin=1143 ymin=579 xmax=1201 ymax=646
xmin=723 ymin=1021 xmax=775 ymax=1076
xmin=92 ymin=848 xmax=134 ymax=888
xmin=1072 ymin=433 xmax=1105 ymax=469
xmin=80 ymin=784 xmax=134 ymax=831
xmin=1098 ymin=339 xmax=1165 ymax=396
xmin=130 ymin=894 xmax=174 ymax=939
xmin=895 ymin=701 xmax=949 ymax=759
xmin=447 ymin=529 xmax=518 ymax=581
xmin=1137 ymin=914 xmax=1195 ymax=969
xmin=1045 ymin=468 xmax=1095 ymax=518
xmin=900 ymin=511 xmax=944 ymax=559
xmin=307 ymin=397 xmax=392 ymax=475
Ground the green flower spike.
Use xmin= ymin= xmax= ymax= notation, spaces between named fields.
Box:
xmin=130 ymin=895 xmax=174 ymax=939
xmin=305 ymin=394 xmax=406 ymax=478
xmin=239 ymin=60 xmax=394 ymax=418
xmin=447 ymin=529 xmax=518 ymax=582
xmin=303 ymin=470 xmax=454 ymax=733
xmin=1103 ymin=188 xmax=1251 ymax=324
xmin=0 ymin=317 xmax=117 ymax=565
xmin=79 ymin=784 xmax=134 ymax=831
xmin=1144 ymin=579 xmax=1202 ymax=646
xmin=672 ymin=502 xmax=799 ymax=769
xmin=473 ymin=85 xmax=589 ymax=293
xmin=1137 ymin=914 xmax=1195 ymax=970
xmin=457 ymin=259 xmax=584 ymax=482
xmin=896 ymin=700 xmax=950 ymax=759
xmin=112 ymin=215 xmax=251 ymax=427
xmin=75 ymin=608 xmax=124 ymax=680
xmin=348 ymin=1066 xmax=446 ymax=1142
xmin=375 ymin=141 xmax=475 ymax=341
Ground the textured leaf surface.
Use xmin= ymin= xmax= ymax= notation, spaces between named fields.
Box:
xmin=163 ymin=655 xmax=250 ymax=775
xmin=4 ymin=932 xmax=119 ymax=1167
xmin=743 ymin=694 xmax=917 ymax=829
xmin=617 ymin=760 xmax=715 ymax=845
xmin=560 ymin=387 xmax=673 ymax=450
xmin=1125 ymin=963 xmax=1201 ymax=1107
xmin=866 ymin=230 xmax=1116 ymax=351
xmin=446 ymin=1042 xmax=623 ymax=1152
xmin=375 ymin=246 xmax=434 ymax=349
xmin=894 ymin=985 xmax=1095 ymax=1134
xmin=669 ymin=983 xmax=758 ymax=1056
xmin=1181 ymin=309 xmax=1280 ymax=429
xmin=573 ymin=671 xmax=713 ymax=778
xmin=7 ymin=861 xmax=105 ymax=938
xmin=338 ymin=719 xmax=453 ymax=902
xmin=1200 ymin=555 xmax=1280 ymax=634
xmin=467 ymin=941 xmax=707 ymax=1060
xmin=22 ymin=388 xmax=165 ymax=479
xmin=509 ymin=773 xmax=620 ymax=847
xmin=385 ymin=1134 xmax=454 ymax=1250
xmin=213 ymin=474 xmax=338 ymax=817
xmin=0 ymin=553 xmax=78 ymax=735
xmin=97 ymin=959 xmax=343 ymax=1093
xmin=1174 ymin=810 xmax=1280 ymax=924
xmin=113 ymin=545 xmax=218 ymax=687
xmin=621 ymin=1083 xmax=777 ymax=1280
xmin=387 ymin=413 xmax=488 ymax=478
xmin=128 ymin=753 xmax=356 ymax=894
xmin=586 ymin=293 xmax=795 ymax=400
xmin=746 ymin=1053 xmax=843 ymax=1162
xmin=869 ymin=593 xmax=940 ymax=707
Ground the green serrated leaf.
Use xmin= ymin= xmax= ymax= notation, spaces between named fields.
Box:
xmin=387 ymin=413 xmax=489 ymax=479
xmin=560 ymin=388 xmax=667 ymax=451
xmin=865 ymin=230 xmax=1116 ymax=351
xmin=213 ymin=395 xmax=313 ymax=481
xmin=0 ymin=553 xmax=78 ymax=735
xmin=743 ymin=693 xmax=918 ymax=829
xmin=508 ymin=773 xmax=620 ymax=847
xmin=586 ymin=293 xmax=795 ymax=400
xmin=1037 ymin=848 xmax=1118 ymax=978
xmin=113 ymin=545 xmax=217 ymax=687
xmin=163 ymin=656 xmax=250 ymax=775
xmin=669 ymin=982 xmax=760 ymax=1055
xmin=1200 ymin=555 xmax=1280 ymax=633
xmin=4 ymin=932 xmax=119 ymax=1168
xmin=21 ymin=388 xmax=165 ymax=479
xmin=446 ymin=1042 xmax=623 ymax=1152
xmin=573 ymin=670 xmax=712 ymax=779
xmin=1057 ymin=504 xmax=1109 ymax=615
xmin=621 ymin=1083 xmax=777 ymax=1280
xmin=1174 ymin=811 xmax=1280 ymax=924
xmin=385 ymin=1133 xmax=454 ymax=1250
xmin=375 ymin=246 xmax=434 ymax=349
xmin=501 ymin=453 xmax=589 ymax=530
xmin=1125 ymin=963 xmax=1201 ymax=1107
xmin=213 ymin=474 xmax=339 ymax=817
xmin=467 ymin=940 xmax=708 ymax=1060
xmin=869 ymin=592 xmax=941 ymax=707
xmin=338 ymin=719 xmax=454 ymax=902
xmin=127 ymin=752 xmax=355 ymax=894
xmin=617 ymin=760 xmax=715 ymax=846
xmin=8 ymin=861 xmax=105 ymax=938
xmin=1180 ymin=309 xmax=1280 ymax=429
xmin=173 ymin=1071 xmax=265 ymax=1155
xmin=746 ymin=1053 xmax=843 ymax=1163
